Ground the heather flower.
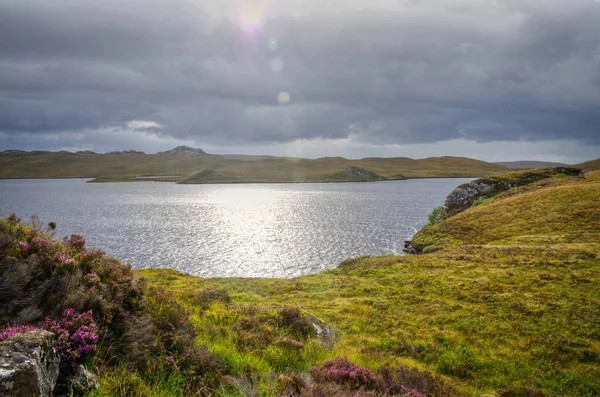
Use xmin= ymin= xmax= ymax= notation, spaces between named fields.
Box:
xmin=310 ymin=357 xmax=379 ymax=390
xmin=400 ymin=388 xmax=428 ymax=397
xmin=275 ymin=336 xmax=305 ymax=350
xmin=17 ymin=241 xmax=30 ymax=252
xmin=56 ymin=252 xmax=77 ymax=267
xmin=31 ymin=237 xmax=55 ymax=257
xmin=44 ymin=309 xmax=98 ymax=371
xmin=32 ymin=237 xmax=53 ymax=249
xmin=85 ymin=272 xmax=102 ymax=285
xmin=65 ymin=234 xmax=86 ymax=252
xmin=0 ymin=324 xmax=39 ymax=341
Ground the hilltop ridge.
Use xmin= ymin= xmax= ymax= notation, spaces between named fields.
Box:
xmin=0 ymin=148 xmax=509 ymax=183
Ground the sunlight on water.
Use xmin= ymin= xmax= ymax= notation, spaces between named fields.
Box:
xmin=0 ymin=179 xmax=470 ymax=277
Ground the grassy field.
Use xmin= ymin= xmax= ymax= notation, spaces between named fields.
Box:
xmin=126 ymin=169 xmax=600 ymax=396
xmin=0 ymin=150 xmax=510 ymax=183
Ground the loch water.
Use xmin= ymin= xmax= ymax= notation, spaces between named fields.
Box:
xmin=0 ymin=178 xmax=470 ymax=277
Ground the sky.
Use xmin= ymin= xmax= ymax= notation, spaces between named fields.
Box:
xmin=0 ymin=0 xmax=599 ymax=163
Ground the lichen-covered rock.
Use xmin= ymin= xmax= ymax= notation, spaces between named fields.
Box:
xmin=306 ymin=314 xmax=334 ymax=348
xmin=444 ymin=181 xmax=496 ymax=216
xmin=71 ymin=364 xmax=99 ymax=393
xmin=444 ymin=167 xmax=583 ymax=216
xmin=0 ymin=330 xmax=59 ymax=397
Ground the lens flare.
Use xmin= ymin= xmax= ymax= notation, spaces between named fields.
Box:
xmin=268 ymin=38 xmax=278 ymax=52
xmin=239 ymin=0 xmax=269 ymax=30
xmin=278 ymin=91 xmax=291 ymax=105
xmin=270 ymin=58 xmax=283 ymax=72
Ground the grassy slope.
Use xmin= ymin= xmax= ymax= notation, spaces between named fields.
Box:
xmin=575 ymin=158 xmax=600 ymax=173
xmin=0 ymin=151 xmax=508 ymax=182
xmin=139 ymin=171 xmax=600 ymax=396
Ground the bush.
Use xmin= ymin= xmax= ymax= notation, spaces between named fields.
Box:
xmin=44 ymin=308 xmax=98 ymax=372
xmin=0 ymin=324 xmax=39 ymax=341
xmin=377 ymin=364 xmax=447 ymax=396
xmin=427 ymin=206 xmax=446 ymax=226
xmin=278 ymin=305 xmax=315 ymax=339
xmin=309 ymin=357 xmax=378 ymax=391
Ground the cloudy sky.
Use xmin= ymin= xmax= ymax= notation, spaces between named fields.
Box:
xmin=1 ymin=0 xmax=599 ymax=163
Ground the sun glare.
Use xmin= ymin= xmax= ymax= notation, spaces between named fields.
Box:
xmin=238 ymin=0 xmax=269 ymax=30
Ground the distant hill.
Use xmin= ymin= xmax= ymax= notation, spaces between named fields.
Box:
xmin=574 ymin=158 xmax=600 ymax=173
xmin=494 ymin=161 xmax=569 ymax=169
xmin=158 ymin=146 xmax=206 ymax=156
xmin=0 ymin=148 xmax=508 ymax=183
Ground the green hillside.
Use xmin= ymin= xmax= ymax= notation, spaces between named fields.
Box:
xmin=575 ymin=158 xmax=600 ymax=173
xmin=0 ymin=149 xmax=509 ymax=183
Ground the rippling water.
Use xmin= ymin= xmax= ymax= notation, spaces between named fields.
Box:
xmin=0 ymin=179 xmax=469 ymax=277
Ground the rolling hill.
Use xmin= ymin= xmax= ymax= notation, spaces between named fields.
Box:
xmin=0 ymin=148 xmax=509 ymax=183
xmin=494 ymin=160 xmax=569 ymax=169
xmin=574 ymin=158 xmax=600 ymax=173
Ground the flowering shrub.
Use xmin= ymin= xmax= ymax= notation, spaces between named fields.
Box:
xmin=65 ymin=234 xmax=86 ymax=252
xmin=16 ymin=240 xmax=30 ymax=253
xmin=399 ymin=388 xmax=428 ymax=397
xmin=44 ymin=309 xmax=98 ymax=371
xmin=56 ymin=252 xmax=78 ymax=267
xmin=275 ymin=336 xmax=305 ymax=351
xmin=310 ymin=357 xmax=379 ymax=391
xmin=0 ymin=324 xmax=39 ymax=341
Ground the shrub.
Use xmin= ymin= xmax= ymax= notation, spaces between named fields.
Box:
xmin=427 ymin=206 xmax=446 ymax=226
xmin=278 ymin=306 xmax=315 ymax=339
xmin=309 ymin=357 xmax=378 ymax=391
xmin=44 ymin=308 xmax=98 ymax=372
xmin=377 ymin=364 xmax=446 ymax=396
xmin=0 ymin=324 xmax=39 ymax=341
xmin=196 ymin=288 xmax=231 ymax=309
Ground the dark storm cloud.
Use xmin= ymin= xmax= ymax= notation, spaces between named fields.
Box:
xmin=0 ymin=0 xmax=599 ymax=151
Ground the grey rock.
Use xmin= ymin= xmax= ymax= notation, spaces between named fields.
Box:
xmin=306 ymin=314 xmax=334 ymax=348
xmin=444 ymin=181 xmax=495 ymax=215
xmin=0 ymin=330 xmax=60 ymax=397
xmin=71 ymin=364 xmax=99 ymax=393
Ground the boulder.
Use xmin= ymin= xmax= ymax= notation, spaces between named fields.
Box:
xmin=71 ymin=364 xmax=99 ymax=393
xmin=0 ymin=330 xmax=60 ymax=397
xmin=305 ymin=314 xmax=334 ymax=348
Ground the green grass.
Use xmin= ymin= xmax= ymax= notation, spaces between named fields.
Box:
xmin=133 ymin=170 xmax=600 ymax=396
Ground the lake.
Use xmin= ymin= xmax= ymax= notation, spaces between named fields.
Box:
xmin=0 ymin=178 xmax=469 ymax=277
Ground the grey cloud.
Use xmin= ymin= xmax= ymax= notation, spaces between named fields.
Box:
xmin=0 ymin=0 xmax=599 ymax=152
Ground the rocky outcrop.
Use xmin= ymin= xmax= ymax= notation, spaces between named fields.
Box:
xmin=159 ymin=146 xmax=206 ymax=156
xmin=402 ymin=240 xmax=418 ymax=254
xmin=0 ymin=330 xmax=60 ymax=397
xmin=444 ymin=167 xmax=583 ymax=216
xmin=444 ymin=181 xmax=496 ymax=216
xmin=345 ymin=166 xmax=386 ymax=181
